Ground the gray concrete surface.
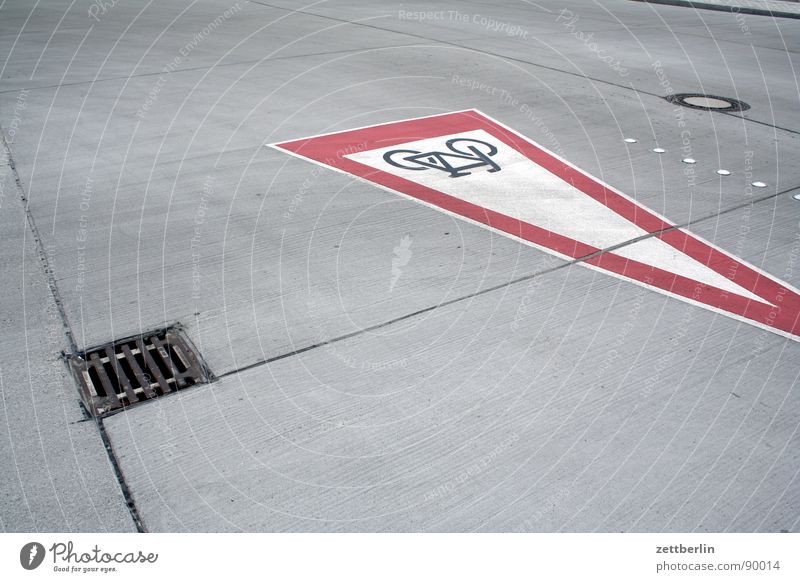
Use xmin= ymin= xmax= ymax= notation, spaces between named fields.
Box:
xmin=0 ymin=146 xmax=135 ymax=532
xmin=1 ymin=0 xmax=798 ymax=531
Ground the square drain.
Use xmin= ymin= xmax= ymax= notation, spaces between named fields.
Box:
xmin=68 ymin=327 xmax=212 ymax=416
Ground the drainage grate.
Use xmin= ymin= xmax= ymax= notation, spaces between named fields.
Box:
xmin=68 ymin=328 xmax=212 ymax=416
xmin=666 ymin=93 xmax=750 ymax=112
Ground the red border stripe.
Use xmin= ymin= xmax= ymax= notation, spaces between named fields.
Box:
xmin=274 ymin=110 xmax=800 ymax=338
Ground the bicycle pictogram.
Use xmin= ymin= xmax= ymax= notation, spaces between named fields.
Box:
xmin=383 ymin=138 xmax=501 ymax=178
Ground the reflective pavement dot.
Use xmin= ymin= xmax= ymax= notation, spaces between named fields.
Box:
xmin=653 ymin=148 xmax=666 ymax=153
xmin=624 ymin=138 xmax=637 ymax=143
xmin=716 ymin=169 xmax=731 ymax=176
xmin=682 ymin=158 xmax=696 ymax=164
xmin=752 ymin=181 xmax=767 ymax=188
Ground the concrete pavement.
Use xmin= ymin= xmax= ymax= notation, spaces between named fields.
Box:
xmin=1 ymin=0 xmax=798 ymax=531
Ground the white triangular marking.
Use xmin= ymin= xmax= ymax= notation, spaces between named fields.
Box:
xmin=613 ymin=237 xmax=765 ymax=303
xmin=347 ymin=130 xmax=766 ymax=304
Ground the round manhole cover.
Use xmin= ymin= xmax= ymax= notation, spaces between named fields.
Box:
xmin=666 ymin=93 xmax=750 ymax=112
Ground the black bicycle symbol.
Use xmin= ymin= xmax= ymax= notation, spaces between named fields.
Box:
xmin=383 ymin=138 xmax=501 ymax=178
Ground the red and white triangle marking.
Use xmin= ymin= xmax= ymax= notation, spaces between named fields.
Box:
xmin=272 ymin=109 xmax=800 ymax=341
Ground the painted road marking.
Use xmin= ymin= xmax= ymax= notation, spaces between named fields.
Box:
xmin=272 ymin=109 xmax=800 ymax=341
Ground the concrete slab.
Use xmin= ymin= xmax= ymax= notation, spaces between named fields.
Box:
xmin=634 ymin=0 xmax=800 ymax=20
xmin=0 ymin=146 xmax=135 ymax=532
xmin=104 ymin=241 xmax=799 ymax=531
xmin=1 ymin=0 xmax=798 ymax=533
xmin=258 ymin=0 xmax=800 ymax=126
xmin=4 ymin=42 xmax=798 ymax=374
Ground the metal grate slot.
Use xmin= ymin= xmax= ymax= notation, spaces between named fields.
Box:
xmin=68 ymin=327 xmax=212 ymax=416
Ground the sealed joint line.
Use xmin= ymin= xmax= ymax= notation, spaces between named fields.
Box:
xmin=96 ymin=417 xmax=146 ymax=532
xmin=2 ymin=132 xmax=78 ymax=353
xmin=68 ymin=327 xmax=213 ymax=416
xmin=219 ymin=184 xmax=800 ymax=381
